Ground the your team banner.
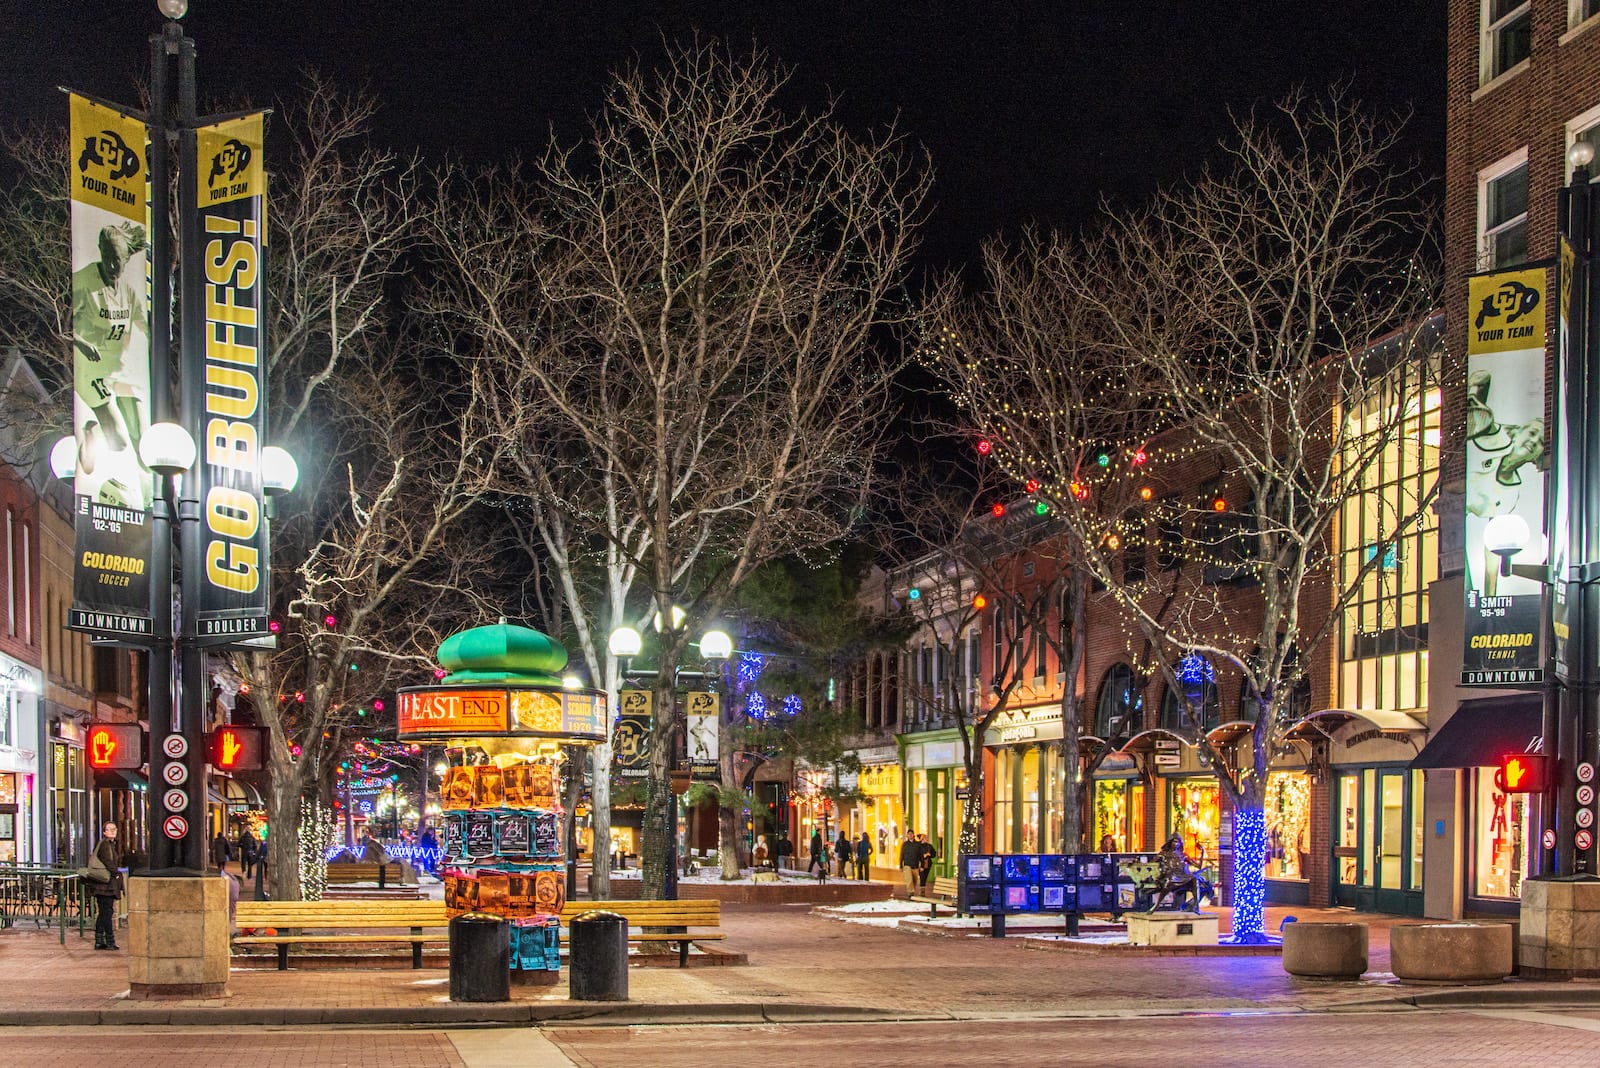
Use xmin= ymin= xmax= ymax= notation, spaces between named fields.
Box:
xmin=1462 ymin=266 xmax=1549 ymax=686
xmin=192 ymin=113 xmax=269 ymax=640
xmin=687 ymin=691 xmax=720 ymax=780
xmin=612 ymin=693 xmax=653 ymax=780
xmin=67 ymin=94 xmax=154 ymax=636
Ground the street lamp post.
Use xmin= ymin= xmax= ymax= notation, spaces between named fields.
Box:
xmin=607 ymin=620 xmax=730 ymax=900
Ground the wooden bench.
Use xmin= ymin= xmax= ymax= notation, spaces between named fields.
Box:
xmin=910 ymin=876 xmax=961 ymax=917
xmin=323 ymin=861 xmax=409 ymax=888
xmin=558 ymin=899 xmax=724 ymax=967
xmin=234 ymin=899 xmax=445 ymax=970
xmin=234 ymin=897 xmax=725 ymax=970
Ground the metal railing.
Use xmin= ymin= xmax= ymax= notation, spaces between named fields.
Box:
xmin=0 ymin=863 xmax=94 ymax=944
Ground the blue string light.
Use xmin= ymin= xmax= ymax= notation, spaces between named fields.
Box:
xmin=738 ymin=650 xmax=766 ymax=686
xmin=1225 ymin=806 xmax=1272 ymax=945
xmin=746 ymin=691 xmax=767 ymax=719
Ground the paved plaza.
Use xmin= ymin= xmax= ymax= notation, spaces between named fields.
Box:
xmin=2 ymin=901 xmax=1599 ymax=1064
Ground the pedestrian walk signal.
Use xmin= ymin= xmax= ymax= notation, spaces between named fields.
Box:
xmin=86 ymin=723 xmax=143 ymax=770
xmin=1495 ymin=752 xmax=1548 ymax=793
xmin=207 ymin=726 xmax=264 ymax=771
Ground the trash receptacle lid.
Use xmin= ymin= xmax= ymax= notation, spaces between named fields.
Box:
xmin=453 ymin=911 xmax=508 ymax=924
xmin=572 ymin=910 xmax=627 ymax=923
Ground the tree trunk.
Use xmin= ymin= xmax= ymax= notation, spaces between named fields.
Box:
xmin=589 ymin=741 xmax=612 ymax=897
xmin=1059 ymin=571 xmax=1089 ymax=853
xmin=718 ymin=802 xmax=740 ymax=879
xmin=265 ymin=757 xmax=305 ymax=901
xmin=1228 ymin=795 xmax=1269 ymax=943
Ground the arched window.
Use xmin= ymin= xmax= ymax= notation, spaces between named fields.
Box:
xmin=1239 ymin=674 xmax=1312 ymax=723
xmin=1094 ymin=664 xmax=1143 ymax=739
xmin=1160 ymin=654 xmax=1218 ymax=732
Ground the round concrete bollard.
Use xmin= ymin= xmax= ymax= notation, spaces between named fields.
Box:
xmin=568 ymin=910 xmax=629 ymax=1002
xmin=1281 ymin=922 xmax=1368 ymax=979
xmin=449 ymin=913 xmax=511 ymax=1003
xmin=1390 ymin=922 xmax=1513 ymax=984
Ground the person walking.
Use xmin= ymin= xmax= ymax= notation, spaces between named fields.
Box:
xmin=210 ymin=829 xmax=233 ymax=871
xmin=855 ymin=832 xmax=873 ymax=880
xmin=807 ymin=829 xmax=826 ymax=876
xmin=916 ymin=833 xmax=937 ymax=892
xmin=237 ymin=826 xmax=257 ymax=879
xmin=834 ymin=831 xmax=851 ymax=877
xmin=88 ymin=822 xmax=123 ymax=950
xmin=775 ymin=831 xmax=792 ymax=872
xmin=899 ymin=833 xmax=918 ymax=894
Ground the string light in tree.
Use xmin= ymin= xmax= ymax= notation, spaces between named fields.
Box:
xmin=1226 ymin=807 xmax=1271 ymax=944
xmin=976 ymin=439 xmax=993 ymax=456
xmin=991 ymin=503 xmax=1006 ymax=518
xmin=1025 ymin=479 xmax=1040 ymax=494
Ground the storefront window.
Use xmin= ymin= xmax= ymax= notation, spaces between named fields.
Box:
xmin=1020 ymin=748 xmax=1040 ymax=853
xmin=1474 ymin=767 xmax=1532 ymax=899
xmin=1264 ymin=771 xmax=1310 ymax=879
xmin=992 ymin=749 xmax=1014 ymax=852
xmin=0 ymin=772 xmax=15 ymax=863
xmin=1044 ymin=747 xmax=1063 ymax=852
xmin=1095 ymin=779 xmax=1129 ymax=850
xmin=1338 ymin=774 xmax=1359 ymax=882
xmin=1169 ymin=779 xmax=1220 ymax=865
xmin=912 ymin=770 xmax=928 ymax=842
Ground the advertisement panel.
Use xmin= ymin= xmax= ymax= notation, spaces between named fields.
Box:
xmin=1462 ymin=266 xmax=1550 ymax=686
xmin=686 ymin=691 xmax=719 ymax=780
xmin=612 ymin=698 xmax=652 ymax=780
xmin=193 ymin=113 xmax=270 ymax=640
xmin=67 ymin=95 xmax=154 ymax=636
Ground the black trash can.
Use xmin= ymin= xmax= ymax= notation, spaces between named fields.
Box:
xmin=568 ymin=909 xmax=629 ymax=1002
xmin=449 ymin=912 xmax=511 ymax=1003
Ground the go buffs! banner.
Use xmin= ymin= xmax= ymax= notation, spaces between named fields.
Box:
xmin=1462 ymin=265 xmax=1549 ymax=686
xmin=193 ymin=114 xmax=270 ymax=641
xmin=67 ymin=95 xmax=154 ymax=636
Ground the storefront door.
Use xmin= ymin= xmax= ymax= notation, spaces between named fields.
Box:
xmin=1332 ymin=766 xmax=1423 ymax=916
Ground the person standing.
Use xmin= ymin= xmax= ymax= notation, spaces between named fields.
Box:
xmin=775 ymin=831 xmax=792 ymax=872
xmin=855 ymin=833 xmax=873 ymax=880
xmin=89 ymin=822 xmax=123 ymax=950
xmin=916 ymin=833 xmax=937 ymax=891
xmin=807 ymin=829 xmax=826 ymax=876
xmin=834 ymin=831 xmax=851 ymax=877
xmin=899 ymin=833 xmax=918 ymax=894
xmin=418 ymin=824 xmax=439 ymax=876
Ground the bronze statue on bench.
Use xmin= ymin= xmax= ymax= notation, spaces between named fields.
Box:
xmin=1147 ymin=834 xmax=1216 ymax=913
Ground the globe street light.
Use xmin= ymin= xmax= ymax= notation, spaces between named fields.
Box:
xmin=607 ymin=619 xmax=733 ymax=898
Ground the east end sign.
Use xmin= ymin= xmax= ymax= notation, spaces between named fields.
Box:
xmin=984 ymin=705 xmax=1064 ymax=746
xmin=396 ymin=686 xmax=607 ymax=742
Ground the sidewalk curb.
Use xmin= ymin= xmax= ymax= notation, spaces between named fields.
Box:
xmin=0 ymin=1000 xmax=902 ymax=1029
xmin=1327 ymin=984 xmax=1600 ymax=1011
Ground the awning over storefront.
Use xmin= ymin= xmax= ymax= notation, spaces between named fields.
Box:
xmin=1205 ymin=720 xmax=1256 ymax=747
xmin=1283 ymin=707 xmax=1426 ymax=742
xmin=1411 ymin=693 xmax=1543 ymax=770
xmin=93 ymin=768 xmax=147 ymax=790
xmin=223 ymin=776 xmax=263 ymax=807
xmin=1118 ymin=728 xmax=1194 ymax=755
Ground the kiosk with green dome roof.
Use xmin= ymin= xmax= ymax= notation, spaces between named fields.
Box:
xmin=397 ymin=620 xmax=607 ymax=960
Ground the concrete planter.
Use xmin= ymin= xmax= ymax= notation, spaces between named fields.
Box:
xmin=1281 ymin=921 xmax=1368 ymax=979
xmin=1390 ymin=922 xmax=1513 ymax=984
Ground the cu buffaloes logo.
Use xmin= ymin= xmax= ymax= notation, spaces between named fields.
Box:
xmin=207 ymin=137 xmax=252 ymax=188
xmin=1474 ymin=278 xmax=1541 ymax=330
xmin=78 ymin=129 xmax=140 ymax=181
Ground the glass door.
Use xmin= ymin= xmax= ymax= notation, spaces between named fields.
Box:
xmin=1331 ymin=766 xmax=1424 ymax=915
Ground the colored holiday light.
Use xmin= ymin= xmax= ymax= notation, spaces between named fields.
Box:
xmin=1035 ymin=502 xmax=1049 ymax=515
xmin=373 ymin=700 xmax=385 ymax=712
xmin=1105 ymin=533 xmax=1121 ymax=551
xmin=324 ymin=614 xmax=338 ymax=628
xmin=976 ymin=439 xmax=992 ymax=455
xmin=1225 ymin=808 xmax=1270 ymax=944
xmin=1132 ymin=449 xmax=1148 ymax=466
xmin=973 ymin=594 xmax=988 ymax=610
xmin=268 ymin=620 xmax=281 ymax=633
xmin=1139 ymin=486 xmax=1154 ymax=501
xmin=1212 ymin=497 xmax=1227 ymax=512
xmin=908 ymin=588 xmax=922 ymax=600
xmin=1025 ymin=479 xmax=1040 ymax=494
xmin=991 ymin=503 xmax=1006 ymax=518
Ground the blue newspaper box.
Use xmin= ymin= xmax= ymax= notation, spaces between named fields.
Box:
xmin=960 ymin=854 xmax=1002 ymax=914
xmin=1000 ymin=854 xmax=1040 ymax=912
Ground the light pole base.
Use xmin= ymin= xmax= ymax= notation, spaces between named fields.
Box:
xmin=1518 ymin=874 xmax=1600 ymax=979
xmin=125 ymin=872 xmax=231 ymax=999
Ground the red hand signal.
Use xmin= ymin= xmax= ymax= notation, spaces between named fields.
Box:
xmin=1504 ymin=757 xmax=1528 ymax=790
xmin=219 ymin=730 xmax=243 ymax=768
xmin=90 ymin=729 xmax=117 ymax=766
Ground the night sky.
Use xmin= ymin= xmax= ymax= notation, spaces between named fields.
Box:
xmin=6 ymin=0 xmax=1445 ymax=271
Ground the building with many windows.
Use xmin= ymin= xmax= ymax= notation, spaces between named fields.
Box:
xmin=1419 ymin=0 xmax=1600 ymax=918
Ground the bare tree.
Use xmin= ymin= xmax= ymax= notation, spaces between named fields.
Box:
xmin=932 ymin=89 xmax=1440 ymax=940
xmin=422 ymin=40 xmax=930 ymax=899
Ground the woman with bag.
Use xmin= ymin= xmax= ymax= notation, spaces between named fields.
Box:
xmin=88 ymin=822 xmax=123 ymax=950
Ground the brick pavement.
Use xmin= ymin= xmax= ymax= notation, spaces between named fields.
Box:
xmin=0 ymin=902 xmax=1597 ymax=1026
